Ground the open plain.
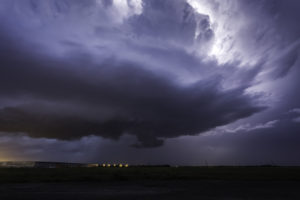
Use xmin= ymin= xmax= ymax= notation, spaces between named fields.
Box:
xmin=0 ymin=166 xmax=300 ymax=199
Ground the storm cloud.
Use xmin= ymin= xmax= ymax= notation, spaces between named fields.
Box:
xmin=0 ymin=0 xmax=299 ymax=163
xmin=0 ymin=32 xmax=263 ymax=147
xmin=0 ymin=0 xmax=268 ymax=148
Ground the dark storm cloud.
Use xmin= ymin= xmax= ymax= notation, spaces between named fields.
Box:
xmin=2 ymin=0 xmax=299 ymax=150
xmin=0 ymin=47 xmax=264 ymax=147
xmin=0 ymin=20 xmax=264 ymax=148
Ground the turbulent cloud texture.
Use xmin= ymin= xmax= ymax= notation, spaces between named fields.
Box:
xmin=0 ymin=0 xmax=268 ymax=148
xmin=0 ymin=0 xmax=299 ymax=163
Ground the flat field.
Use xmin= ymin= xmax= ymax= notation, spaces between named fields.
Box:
xmin=0 ymin=166 xmax=300 ymax=182
xmin=0 ymin=166 xmax=300 ymax=199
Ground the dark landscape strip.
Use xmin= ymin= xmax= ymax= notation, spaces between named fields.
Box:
xmin=0 ymin=166 xmax=300 ymax=183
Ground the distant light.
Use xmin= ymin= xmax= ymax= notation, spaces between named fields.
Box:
xmin=102 ymin=164 xmax=106 ymax=167
xmin=119 ymin=164 xmax=123 ymax=168
xmin=113 ymin=164 xmax=117 ymax=167
xmin=125 ymin=164 xmax=129 ymax=168
xmin=107 ymin=164 xmax=111 ymax=167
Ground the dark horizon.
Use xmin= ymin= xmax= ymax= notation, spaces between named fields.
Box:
xmin=0 ymin=0 xmax=300 ymax=165
xmin=1 ymin=160 xmax=297 ymax=166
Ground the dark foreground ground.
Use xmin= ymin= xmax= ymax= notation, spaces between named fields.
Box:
xmin=0 ymin=166 xmax=300 ymax=199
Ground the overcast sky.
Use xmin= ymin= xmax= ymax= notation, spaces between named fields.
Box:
xmin=0 ymin=0 xmax=299 ymax=165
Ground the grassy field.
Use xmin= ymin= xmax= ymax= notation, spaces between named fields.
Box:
xmin=0 ymin=166 xmax=300 ymax=183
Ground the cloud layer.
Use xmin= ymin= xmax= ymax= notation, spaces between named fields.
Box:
xmin=0 ymin=0 xmax=299 ymax=156
xmin=0 ymin=31 xmax=263 ymax=147
xmin=0 ymin=0 xmax=269 ymax=148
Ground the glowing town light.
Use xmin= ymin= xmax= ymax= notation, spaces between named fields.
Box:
xmin=102 ymin=163 xmax=106 ymax=167
xmin=107 ymin=164 xmax=111 ymax=167
xmin=119 ymin=164 xmax=123 ymax=168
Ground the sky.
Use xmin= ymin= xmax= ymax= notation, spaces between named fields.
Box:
xmin=0 ymin=0 xmax=299 ymax=165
